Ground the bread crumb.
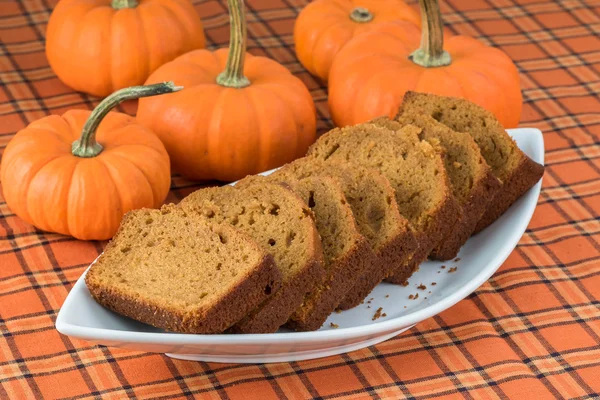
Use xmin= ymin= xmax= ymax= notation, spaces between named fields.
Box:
xmin=382 ymin=313 xmax=387 ymax=317
xmin=404 ymin=306 xmax=407 ymax=309
xmin=414 ymin=293 xmax=419 ymax=299
xmin=448 ymin=267 xmax=458 ymax=273
xmin=454 ymin=258 xmax=461 ymax=262
xmin=417 ymin=284 xmax=426 ymax=290
xmin=335 ymin=309 xmax=342 ymax=314
xmin=330 ymin=322 xmax=339 ymax=329
xmin=409 ymin=294 xmax=414 ymax=299
xmin=431 ymin=282 xmax=437 ymax=286
xmin=367 ymin=300 xmax=371 ymax=304
xmin=372 ymin=307 xmax=384 ymax=321
xmin=441 ymin=265 xmax=446 ymax=269
xmin=401 ymin=281 xmax=409 ymax=287
xmin=385 ymin=295 xmax=389 ymax=298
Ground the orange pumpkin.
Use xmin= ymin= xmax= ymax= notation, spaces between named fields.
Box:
xmin=137 ymin=0 xmax=316 ymax=182
xmin=328 ymin=0 xmax=522 ymax=128
xmin=294 ymin=0 xmax=420 ymax=83
xmin=0 ymin=83 xmax=178 ymax=240
xmin=46 ymin=0 xmax=205 ymax=97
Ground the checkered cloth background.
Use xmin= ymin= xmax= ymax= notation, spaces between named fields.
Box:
xmin=1 ymin=0 xmax=599 ymax=398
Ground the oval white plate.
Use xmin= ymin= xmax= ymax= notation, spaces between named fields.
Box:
xmin=56 ymin=128 xmax=544 ymax=363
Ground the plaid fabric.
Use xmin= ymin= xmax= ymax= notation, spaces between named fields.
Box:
xmin=1 ymin=0 xmax=599 ymax=398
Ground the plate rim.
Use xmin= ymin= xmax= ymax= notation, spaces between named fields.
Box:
xmin=56 ymin=128 xmax=544 ymax=346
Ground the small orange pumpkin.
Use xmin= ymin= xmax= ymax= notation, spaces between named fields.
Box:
xmin=46 ymin=0 xmax=205 ymax=97
xmin=294 ymin=0 xmax=420 ymax=83
xmin=328 ymin=0 xmax=522 ymax=128
xmin=137 ymin=0 xmax=316 ymax=182
xmin=0 ymin=83 xmax=178 ymax=240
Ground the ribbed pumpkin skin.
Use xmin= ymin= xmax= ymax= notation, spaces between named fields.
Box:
xmin=328 ymin=22 xmax=522 ymax=128
xmin=294 ymin=0 xmax=420 ymax=83
xmin=46 ymin=0 xmax=206 ymax=97
xmin=137 ymin=48 xmax=317 ymax=182
xmin=0 ymin=112 xmax=171 ymax=240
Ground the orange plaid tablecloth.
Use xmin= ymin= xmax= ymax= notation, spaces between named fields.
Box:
xmin=1 ymin=0 xmax=599 ymax=398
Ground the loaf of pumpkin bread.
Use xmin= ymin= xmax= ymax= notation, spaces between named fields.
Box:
xmin=85 ymin=204 xmax=282 ymax=334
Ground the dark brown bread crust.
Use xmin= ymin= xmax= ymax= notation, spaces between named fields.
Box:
xmin=286 ymin=237 xmax=373 ymax=331
xmin=474 ymin=155 xmax=544 ymax=232
xmin=337 ymin=224 xmax=417 ymax=309
xmin=229 ymin=252 xmax=323 ymax=333
xmin=87 ymin=253 xmax=279 ymax=334
xmin=433 ymin=167 xmax=499 ymax=258
xmin=385 ymin=192 xmax=462 ymax=283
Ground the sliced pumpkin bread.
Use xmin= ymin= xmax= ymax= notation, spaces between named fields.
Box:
xmin=307 ymin=121 xmax=462 ymax=284
xmin=238 ymin=173 xmax=373 ymax=330
xmin=394 ymin=113 xmax=501 ymax=259
xmin=267 ymin=158 xmax=418 ymax=309
xmin=179 ymin=183 xmax=324 ymax=333
xmin=85 ymin=205 xmax=282 ymax=334
xmin=399 ymin=91 xmax=544 ymax=232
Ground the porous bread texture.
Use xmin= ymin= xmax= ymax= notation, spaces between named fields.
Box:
xmin=394 ymin=113 xmax=501 ymax=259
xmin=306 ymin=121 xmax=462 ymax=284
xmin=238 ymin=173 xmax=373 ymax=330
xmin=262 ymin=158 xmax=418 ymax=309
xmin=85 ymin=204 xmax=282 ymax=334
xmin=179 ymin=183 xmax=324 ymax=333
xmin=398 ymin=91 xmax=544 ymax=232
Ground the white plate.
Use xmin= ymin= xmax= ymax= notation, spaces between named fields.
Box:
xmin=56 ymin=128 xmax=544 ymax=364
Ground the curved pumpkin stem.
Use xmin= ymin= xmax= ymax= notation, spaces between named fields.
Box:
xmin=350 ymin=7 xmax=373 ymax=23
xmin=72 ymin=82 xmax=183 ymax=158
xmin=111 ymin=0 xmax=138 ymax=9
xmin=217 ymin=0 xmax=251 ymax=88
xmin=409 ymin=0 xmax=451 ymax=68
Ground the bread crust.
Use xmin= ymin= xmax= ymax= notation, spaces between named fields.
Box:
xmin=474 ymin=154 xmax=544 ymax=232
xmin=338 ymin=224 xmax=417 ymax=309
xmin=385 ymin=192 xmax=462 ymax=284
xmin=286 ymin=236 xmax=373 ymax=331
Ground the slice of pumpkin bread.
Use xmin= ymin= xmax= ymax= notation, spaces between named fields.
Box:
xmin=307 ymin=121 xmax=462 ymax=284
xmin=394 ymin=113 xmax=501 ymax=259
xmin=266 ymin=158 xmax=418 ymax=309
xmin=179 ymin=183 xmax=323 ymax=333
xmin=399 ymin=91 xmax=544 ymax=232
xmin=238 ymin=174 xmax=373 ymax=330
xmin=85 ymin=205 xmax=282 ymax=334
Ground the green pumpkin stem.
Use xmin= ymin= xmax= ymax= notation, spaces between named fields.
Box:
xmin=350 ymin=7 xmax=373 ymax=23
xmin=72 ymin=82 xmax=183 ymax=158
xmin=410 ymin=0 xmax=451 ymax=68
xmin=217 ymin=0 xmax=251 ymax=88
xmin=111 ymin=0 xmax=138 ymax=9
